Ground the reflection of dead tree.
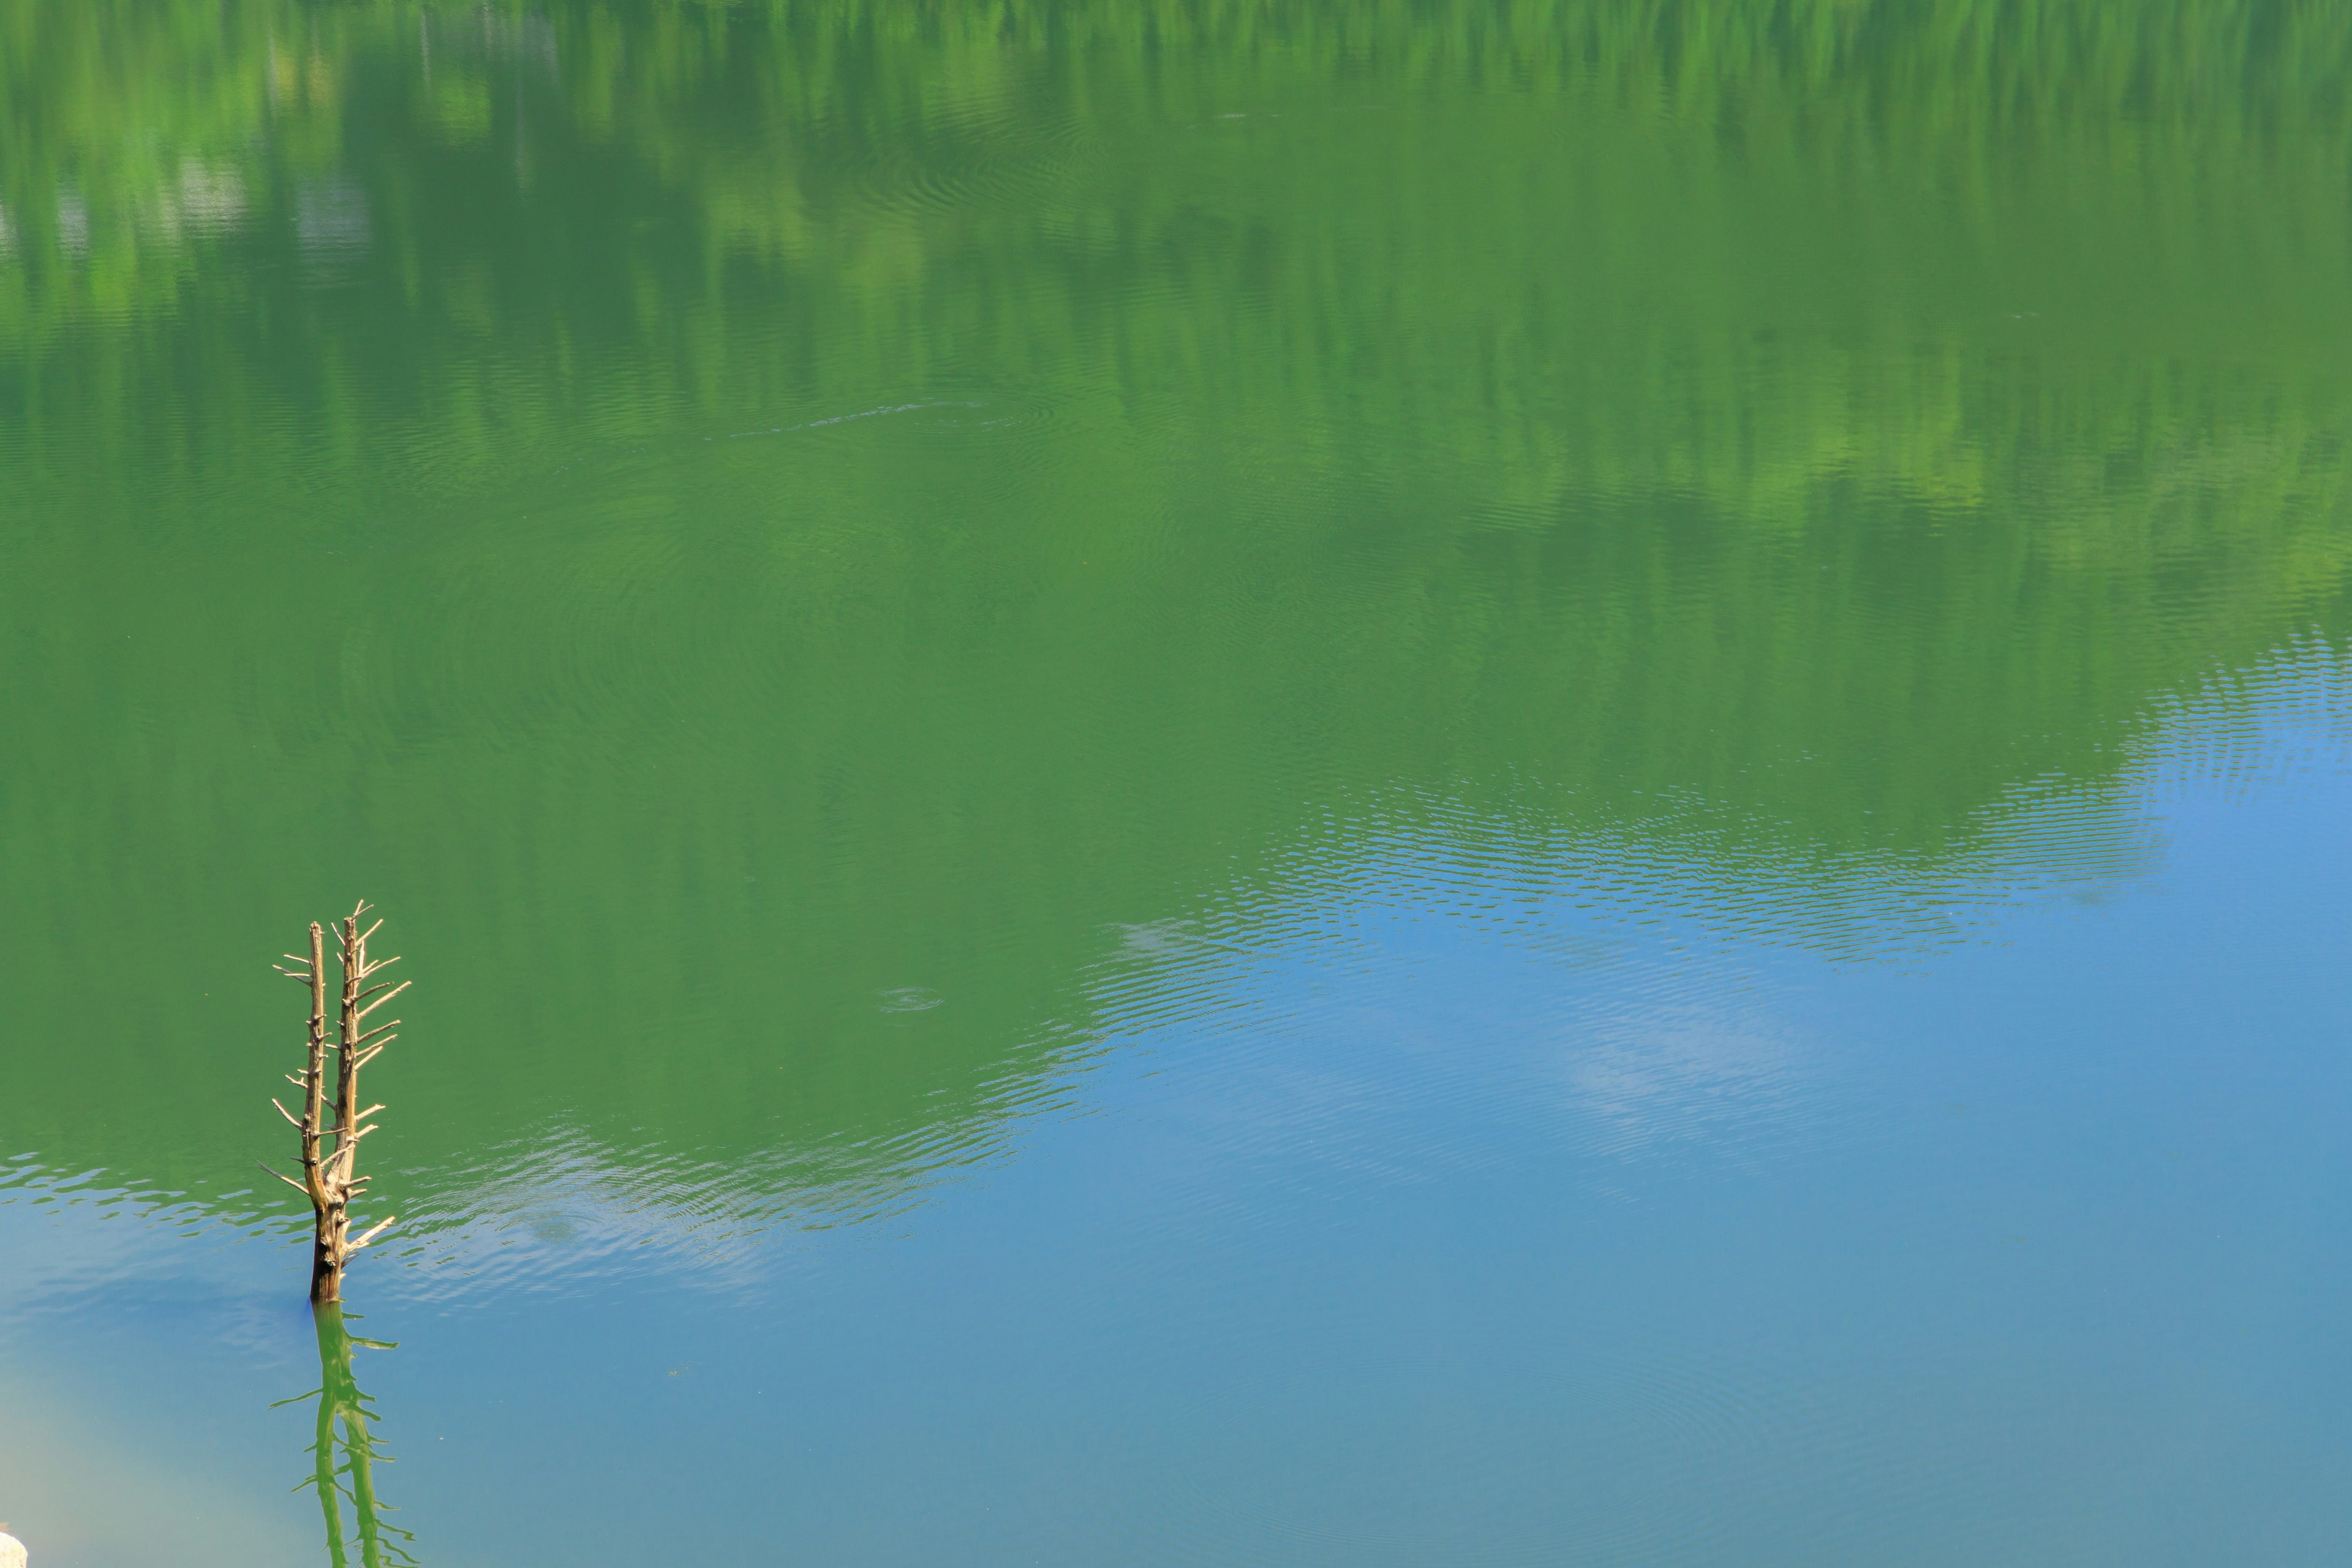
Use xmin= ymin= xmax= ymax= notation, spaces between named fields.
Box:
xmin=278 ymin=1305 xmax=419 ymax=1568
xmin=265 ymin=902 xmax=406 ymax=1303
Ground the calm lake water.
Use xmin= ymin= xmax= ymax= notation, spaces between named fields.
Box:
xmin=4 ymin=3 xmax=2352 ymax=1563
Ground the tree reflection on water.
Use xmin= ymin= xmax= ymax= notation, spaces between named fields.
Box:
xmin=277 ymin=1308 xmax=418 ymax=1568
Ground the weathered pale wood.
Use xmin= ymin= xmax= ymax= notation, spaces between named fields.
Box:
xmin=306 ymin=918 xmax=337 ymax=1302
xmin=273 ymin=903 xmax=402 ymax=1305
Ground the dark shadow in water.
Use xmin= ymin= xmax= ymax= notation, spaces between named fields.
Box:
xmin=275 ymin=1308 xmax=418 ymax=1568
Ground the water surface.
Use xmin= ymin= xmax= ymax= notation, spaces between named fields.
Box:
xmin=3 ymin=4 xmax=2351 ymax=1563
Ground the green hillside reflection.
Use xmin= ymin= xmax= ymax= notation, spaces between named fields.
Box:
xmin=1 ymin=1 xmax=2348 ymax=1243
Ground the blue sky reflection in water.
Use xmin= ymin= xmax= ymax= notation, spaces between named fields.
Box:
xmin=3 ymin=2 xmax=2352 ymax=1564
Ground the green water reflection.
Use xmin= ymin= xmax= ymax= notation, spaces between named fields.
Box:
xmin=2 ymin=0 xmax=2348 ymax=1236
xmin=282 ymin=1309 xmax=416 ymax=1568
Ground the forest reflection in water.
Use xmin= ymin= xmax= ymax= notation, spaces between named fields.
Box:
xmin=2 ymin=0 xmax=2346 ymax=1230
xmin=1 ymin=4 xmax=2350 ymax=1564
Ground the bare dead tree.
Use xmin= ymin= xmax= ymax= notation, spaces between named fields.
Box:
xmin=266 ymin=900 xmax=407 ymax=1303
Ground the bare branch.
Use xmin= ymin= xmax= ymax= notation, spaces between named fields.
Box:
xmin=259 ymin=1161 xmax=309 ymax=1196
xmin=356 ymin=982 xmax=410 ymax=1022
xmin=350 ymin=1215 xmax=398 ymax=1250
xmin=271 ymin=1097 xmax=309 ymax=1132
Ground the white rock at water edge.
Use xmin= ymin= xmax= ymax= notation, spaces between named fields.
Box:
xmin=0 ymin=1529 xmax=25 ymax=1568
